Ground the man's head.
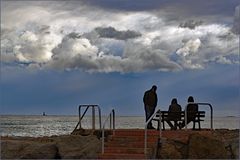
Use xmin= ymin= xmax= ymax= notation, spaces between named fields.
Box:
xmin=151 ymin=85 xmax=157 ymax=92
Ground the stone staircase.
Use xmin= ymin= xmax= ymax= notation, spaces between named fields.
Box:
xmin=98 ymin=129 xmax=160 ymax=159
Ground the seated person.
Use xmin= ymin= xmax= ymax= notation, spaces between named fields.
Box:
xmin=166 ymin=98 xmax=182 ymax=130
xmin=180 ymin=96 xmax=198 ymax=128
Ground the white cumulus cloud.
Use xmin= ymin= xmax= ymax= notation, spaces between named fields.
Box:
xmin=176 ymin=39 xmax=201 ymax=57
xmin=1 ymin=1 xmax=239 ymax=73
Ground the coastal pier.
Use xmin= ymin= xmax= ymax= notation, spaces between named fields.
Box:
xmin=71 ymin=104 xmax=238 ymax=159
xmin=1 ymin=103 xmax=239 ymax=159
xmin=72 ymin=126 xmax=223 ymax=159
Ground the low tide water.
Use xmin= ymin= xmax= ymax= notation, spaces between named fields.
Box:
xmin=0 ymin=115 xmax=239 ymax=137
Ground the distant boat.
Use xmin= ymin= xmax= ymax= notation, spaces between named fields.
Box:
xmin=43 ymin=112 xmax=46 ymax=116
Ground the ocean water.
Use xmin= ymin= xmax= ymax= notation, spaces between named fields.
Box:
xmin=0 ymin=115 xmax=239 ymax=137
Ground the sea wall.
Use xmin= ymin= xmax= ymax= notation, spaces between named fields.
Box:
xmin=1 ymin=134 xmax=101 ymax=159
xmin=156 ymin=129 xmax=239 ymax=159
xmin=1 ymin=129 xmax=239 ymax=159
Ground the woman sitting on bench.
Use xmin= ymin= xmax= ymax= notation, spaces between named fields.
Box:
xmin=180 ymin=96 xmax=198 ymax=129
xmin=166 ymin=98 xmax=182 ymax=130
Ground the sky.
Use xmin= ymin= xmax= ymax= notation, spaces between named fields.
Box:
xmin=1 ymin=0 xmax=239 ymax=116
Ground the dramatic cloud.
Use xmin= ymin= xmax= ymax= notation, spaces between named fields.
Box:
xmin=176 ymin=39 xmax=203 ymax=69
xmin=1 ymin=1 xmax=239 ymax=73
xmin=179 ymin=20 xmax=203 ymax=29
xmin=95 ymin=27 xmax=141 ymax=40
xmin=47 ymin=32 xmax=181 ymax=72
xmin=176 ymin=39 xmax=201 ymax=57
xmin=1 ymin=23 xmax=61 ymax=64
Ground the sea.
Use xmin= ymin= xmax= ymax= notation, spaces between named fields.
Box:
xmin=0 ymin=115 xmax=239 ymax=137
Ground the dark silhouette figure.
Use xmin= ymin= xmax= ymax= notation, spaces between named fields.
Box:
xmin=166 ymin=98 xmax=182 ymax=130
xmin=180 ymin=96 xmax=198 ymax=128
xmin=143 ymin=85 xmax=158 ymax=129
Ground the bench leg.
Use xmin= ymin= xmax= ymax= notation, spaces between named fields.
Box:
xmin=193 ymin=121 xmax=201 ymax=130
xmin=162 ymin=121 xmax=165 ymax=130
xmin=157 ymin=121 xmax=159 ymax=130
xmin=198 ymin=121 xmax=201 ymax=130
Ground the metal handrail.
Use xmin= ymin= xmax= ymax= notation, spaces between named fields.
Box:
xmin=74 ymin=105 xmax=102 ymax=131
xmin=184 ymin=102 xmax=213 ymax=130
xmin=144 ymin=108 xmax=162 ymax=154
xmin=102 ymin=109 xmax=115 ymax=154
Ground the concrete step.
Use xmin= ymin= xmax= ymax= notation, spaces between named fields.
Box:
xmin=104 ymin=147 xmax=152 ymax=154
xmin=110 ymin=136 xmax=159 ymax=142
xmin=105 ymin=141 xmax=156 ymax=148
xmin=98 ymin=129 xmax=161 ymax=159
xmin=114 ymin=129 xmax=161 ymax=136
xmin=99 ymin=153 xmax=146 ymax=159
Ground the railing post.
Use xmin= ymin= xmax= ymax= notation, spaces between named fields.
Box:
xmin=184 ymin=106 xmax=187 ymax=130
xmin=209 ymin=104 xmax=213 ymax=130
xmin=102 ymin=127 xmax=105 ymax=154
xmin=101 ymin=109 xmax=116 ymax=154
xmin=98 ymin=106 xmax=102 ymax=129
xmin=159 ymin=111 xmax=162 ymax=139
xmin=79 ymin=105 xmax=81 ymax=129
xmin=92 ymin=106 xmax=95 ymax=130
xmin=144 ymin=125 xmax=147 ymax=154
xmin=113 ymin=109 xmax=115 ymax=135
xmin=110 ymin=113 xmax=112 ymax=130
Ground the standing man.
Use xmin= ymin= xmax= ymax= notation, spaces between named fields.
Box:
xmin=143 ymin=85 xmax=158 ymax=129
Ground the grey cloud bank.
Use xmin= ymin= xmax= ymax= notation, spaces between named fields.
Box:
xmin=1 ymin=1 xmax=239 ymax=73
xmin=95 ymin=27 xmax=141 ymax=40
xmin=179 ymin=20 xmax=203 ymax=30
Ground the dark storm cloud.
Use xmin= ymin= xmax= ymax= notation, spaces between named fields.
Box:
xmin=179 ymin=20 xmax=203 ymax=29
xmin=66 ymin=32 xmax=82 ymax=39
xmin=95 ymin=27 xmax=141 ymax=40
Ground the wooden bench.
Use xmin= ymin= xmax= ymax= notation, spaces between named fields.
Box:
xmin=153 ymin=111 xmax=205 ymax=130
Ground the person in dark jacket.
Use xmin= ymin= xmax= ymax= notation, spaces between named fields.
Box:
xmin=166 ymin=98 xmax=182 ymax=130
xmin=143 ymin=85 xmax=158 ymax=129
xmin=180 ymin=96 xmax=198 ymax=128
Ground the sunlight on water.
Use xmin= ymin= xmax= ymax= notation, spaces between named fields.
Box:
xmin=0 ymin=115 xmax=239 ymax=137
